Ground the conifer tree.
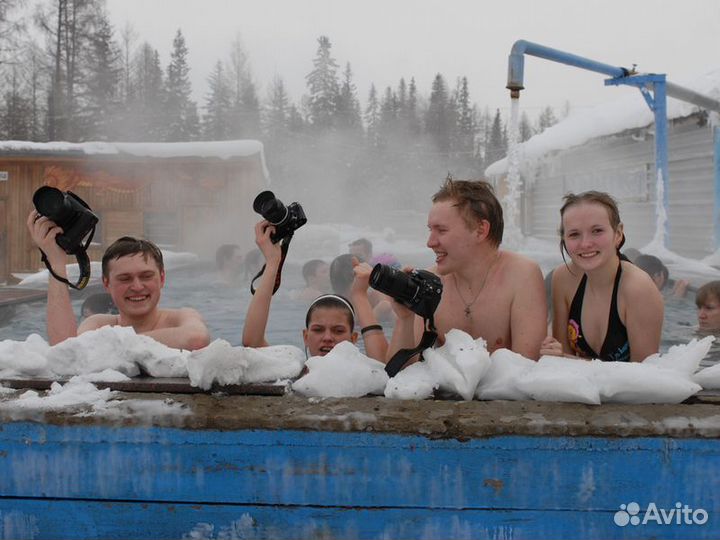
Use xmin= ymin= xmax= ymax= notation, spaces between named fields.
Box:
xmin=305 ymin=35 xmax=339 ymax=131
xmin=163 ymin=29 xmax=199 ymax=141
xmin=202 ymin=60 xmax=232 ymax=140
xmin=454 ymin=76 xmax=476 ymax=159
xmin=425 ymin=73 xmax=452 ymax=154
xmin=336 ymin=62 xmax=362 ymax=133
xmin=536 ymin=105 xmax=558 ymax=134
xmin=364 ymin=83 xmax=380 ymax=148
xmin=485 ymin=108 xmax=507 ymax=165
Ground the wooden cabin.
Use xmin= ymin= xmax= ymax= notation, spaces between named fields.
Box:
xmin=485 ymin=70 xmax=720 ymax=259
xmin=0 ymin=140 xmax=269 ymax=282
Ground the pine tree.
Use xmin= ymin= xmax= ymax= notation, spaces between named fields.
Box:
xmin=336 ymin=62 xmax=362 ymax=133
xmin=485 ymin=108 xmax=506 ymax=165
xmin=519 ymin=111 xmax=533 ymax=142
xmin=263 ymin=74 xmax=289 ymax=140
xmin=128 ymin=43 xmax=165 ymax=140
xmin=536 ymin=105 xmax=558 ymax=134
xmin=202 ymin=61 xmax=232 ymax=140
xmin=364 ymin=83 xmax=380 ymax=148
xmin=454 ymin=76 xmax=475 ymax=158
xmin=163 ymin=29 xmax=199 ymax=141
xmin=0 ymin=67 xmax=33 ymax=139
xmin=305 ymin=35 xmax=339 ymax=131
xmin=379 ymin=86 xmax=397 ymax=138
xmin=405 ymin=77 xmax=420 ymax=135
xmin=225 ymin=34 xmax=260 ymax=139
xmin=80 ymin=12 xmax=121 ymax=140
xmin=425 ymin=73 xmax=452 ymax=154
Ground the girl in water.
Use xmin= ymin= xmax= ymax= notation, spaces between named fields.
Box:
xmin=242 ymin=220 xmax=388 ymax=360
xmin=540 ymin=191 xmax=663 ymax=362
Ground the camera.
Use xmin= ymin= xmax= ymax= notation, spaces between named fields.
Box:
xmin=253 ymin=190 xmax=307 ymax=243
xmin=370 ymin=264 xmax=443 ymax=320
xmin=33 ymin=186 xmax=98 ymax=254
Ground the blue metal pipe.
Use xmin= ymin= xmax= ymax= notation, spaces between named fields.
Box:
xmin=507 ymin=40 xmax=630 ymax=96
xmin=714 ymin=127 xmax=720 ymax=249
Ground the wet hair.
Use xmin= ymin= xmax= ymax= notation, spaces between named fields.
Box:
xmin=349 ymin=238 xmax=372 ymax=260
xmin=432 ymin=176 xmax=504 ymax=246
xmin=330 ymin=253 xmax=355 ymax=296
xmin=102 ymin=236 xmax=164 ymax=279
xmin=635 ymin=254 xmax=669 ymax=287
xmin=559 ymin=191 xmax=625 ymax=258
xmin=302 ymin=259 xmax=327 ymax=285
xmin=696 ymin=281 xmax=720 ymax=307
xmin=215 ymin=244 xmax=241 ymax=270
xmin=304 ymin=294 xmax=356 ymax=328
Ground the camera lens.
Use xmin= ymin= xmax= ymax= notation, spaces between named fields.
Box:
xmin=370 ymin=264 xmax=418 ymax=305
xmin=253 ymin=190 xmax=287 ymax=225
xmin=33 ymin=186 xmax=74 ymax=225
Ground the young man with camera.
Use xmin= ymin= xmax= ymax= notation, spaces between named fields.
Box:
xmin=386 ymin=178 xmax=547 ymax=366
xmin=26 ymin=210 xmax=211 ymax=350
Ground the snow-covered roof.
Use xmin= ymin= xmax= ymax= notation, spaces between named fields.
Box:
xmin=485 ymin=68 xmax=720 ymax=177
xmin=0 ymin=139 xmax=265 ymax=161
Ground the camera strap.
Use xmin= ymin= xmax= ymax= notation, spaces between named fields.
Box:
xmin=250 ymin=234 xmax=293 ymax=296
xmin=38 ymin=228 xmax=95 ymax=291
xmin=384 ymin=316 xmax=438 ymax=377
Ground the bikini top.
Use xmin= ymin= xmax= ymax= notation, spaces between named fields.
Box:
xmin=567 ymin=262 xmax=630 ymax=362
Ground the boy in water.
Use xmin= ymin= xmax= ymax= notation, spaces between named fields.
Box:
xmin=27 ymin=210 xmax=210 ymax=350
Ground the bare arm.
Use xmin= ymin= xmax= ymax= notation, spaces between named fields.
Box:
xmin=350 ymin=258 xmax=388 ymax=362
xmin=624 ymin=271 xmax=664 ymax=362
xmin=509 ymin=262 xmax=547 ymax=360
xmin=142 ymin=308 xmax=210 ymax=351
xmin=241 ymin=221 xmax=281 ymax=348
xmin=26 ymin=210 xmax=78 ymax=345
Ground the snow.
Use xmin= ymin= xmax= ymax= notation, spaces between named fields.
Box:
xmin=485 ymin=68 xmax=720 ymax=177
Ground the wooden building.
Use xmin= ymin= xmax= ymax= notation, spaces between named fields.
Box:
xmin=486 ymin=70 xmax=720 ymax=259
xmin=0 ymin=140 xmax=269 ymax=282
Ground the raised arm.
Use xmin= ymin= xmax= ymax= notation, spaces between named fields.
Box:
xmin=509 ymin=260 xmax=547 ymax=360
xmin=350 ymin=257 xmax=388 ymax=361
xmin=27 ymin=210 xmax=78 ymax=345
xmin=241 ymin=221 xmax=282 ymax=348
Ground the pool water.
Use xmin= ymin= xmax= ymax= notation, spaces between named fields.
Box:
xmin=0 ymin=262 xmax=715 ymax=366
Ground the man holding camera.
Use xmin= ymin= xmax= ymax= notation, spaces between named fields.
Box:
xmin=26 ymin=210 xmax=210 ymax=350
xmin=387 ymin=178 xmax=547 ymax=364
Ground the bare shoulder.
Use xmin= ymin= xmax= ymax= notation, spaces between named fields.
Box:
xmin=620 ymin=261 xmax=661 ymax=300
xmin=501 ymin=250 xmax=542 ymax=279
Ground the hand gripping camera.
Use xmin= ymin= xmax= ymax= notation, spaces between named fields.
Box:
xmin=32 ymin=186 xmax=98 ymax=289
xmin=369 ymin=264 xmax=443 ymax=377
xmin=253 ymin=190 xmax=307 ymax=243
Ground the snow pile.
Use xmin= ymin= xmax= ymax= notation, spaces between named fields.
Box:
xmin=2 ymin=377 xmax=116 ymax=413
xmin=475 ymin=348 xmax=536 ymax=401
xmin=292 ymin=341 xmax=389 ymax=398
xmin=187 ymin=340 xmax=304 ymax=390
xmin=423 ymin=330 xmax=491 ymax=400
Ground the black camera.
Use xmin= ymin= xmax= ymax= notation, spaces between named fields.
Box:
xmin=33 ymin=186 xmax=98 ymax=254
xmin=253 ymin=190 xmax=307 ymax=243
xmin=370 ymin=264 xmax=443 ymax=320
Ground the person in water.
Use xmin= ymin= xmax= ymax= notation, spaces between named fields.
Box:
xmin=540 ymin=191 xmax=663 ymax=362
xmin=387 ymin=177 xmax=547 ymax=362
xmin=696 ymin=280 xmax=720 ymax=333
xmin=242 ymin=220 xmax=387 ymax=360
xmin=27 ymin=210 xmax=210 ymax=350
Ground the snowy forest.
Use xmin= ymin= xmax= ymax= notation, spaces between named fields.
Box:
xmin=0 ymin=0 xmax=563 ymax=218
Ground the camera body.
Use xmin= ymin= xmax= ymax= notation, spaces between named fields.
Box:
xmin=369 ymin=264 xmax=443 ymax=320
xmin=253 ymin=190 xmax=307 ymax=243
xmin=33 ymin=186 xmax=98 ymax=254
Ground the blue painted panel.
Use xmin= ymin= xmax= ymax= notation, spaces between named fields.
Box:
xmin=0 ymin=423 xmax=718 ymax=516
xmin=0 ymin=499 xmax=714 ymax=540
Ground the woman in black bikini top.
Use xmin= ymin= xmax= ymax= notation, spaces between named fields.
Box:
xmin=541 ymin=191 xmax=664 ymax=362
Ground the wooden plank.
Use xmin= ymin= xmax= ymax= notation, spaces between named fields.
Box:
xmin=0 ymin=287 xmax=46 ymax=307
xmin=0 ymin=376 xmax=287 ymax=396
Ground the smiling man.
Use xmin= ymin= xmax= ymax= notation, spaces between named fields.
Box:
xmin=387 ymin=178 xmax=547 ymax=362
xmin=27 ymin=211 xmax=210 ymax=350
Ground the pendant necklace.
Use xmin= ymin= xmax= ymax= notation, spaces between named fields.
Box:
xmin=453 ymin=253 xmax=501 ymax=319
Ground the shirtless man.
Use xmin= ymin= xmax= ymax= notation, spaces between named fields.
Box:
xmin=387 ymin=178 xmax=547 ymax=362
xmin=27 ymin=210 xmax=211 ymax=350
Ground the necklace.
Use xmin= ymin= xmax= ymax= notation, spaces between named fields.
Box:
xmin=453 ymin=253 xmax=501 ymax=318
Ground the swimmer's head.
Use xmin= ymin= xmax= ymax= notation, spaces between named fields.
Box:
xmin=302 ymin=294 xmax=358 ymax=356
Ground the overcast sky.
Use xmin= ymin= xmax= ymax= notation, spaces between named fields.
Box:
xmin=105 ymin=0 xmax=720 ymax=119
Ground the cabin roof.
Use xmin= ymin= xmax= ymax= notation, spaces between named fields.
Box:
xmin=0 ymin=140 xmax=265 ymax=161
xmin=485 ymin=68 xmax=720 ymax=176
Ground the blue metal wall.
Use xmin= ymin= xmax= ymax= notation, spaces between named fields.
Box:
xmin=0 ymin=422 xmax=717 ymax=539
